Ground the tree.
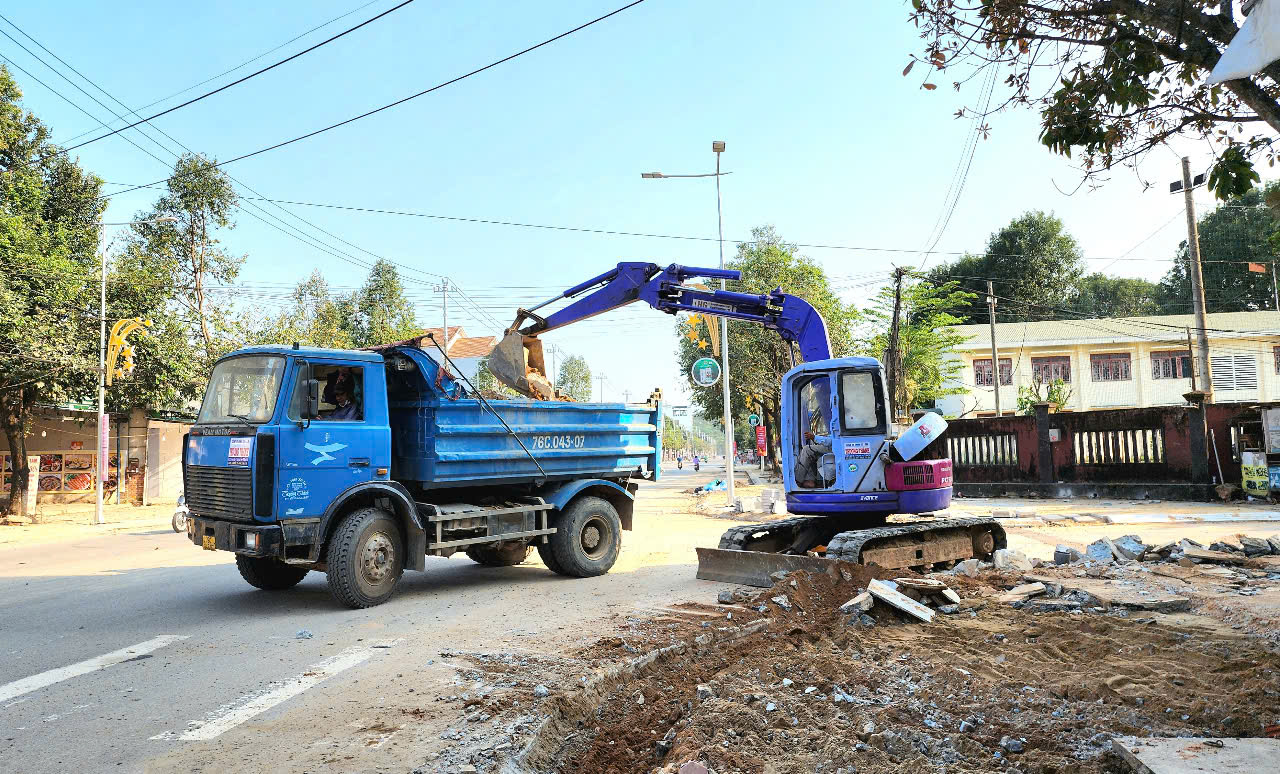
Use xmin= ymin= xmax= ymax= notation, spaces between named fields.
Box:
xmin=351 ymin=259 xmax=418 ymax=347
xmin=128 ymin=153 xmax=242 ymax=368
xmin=557 ymin=354 xmax=592 ymax=402
xmin=1072 ymin=274 xmax=1162 ymax=318
xmin=1017 ymin=378 xmax=1074 ymax=415
xmin=662 ymin=415 xmax=688 ymax=454
xmin=929 ymin=211 xmax=1084 ymax=323
xmin=909 ymin=2 xmax=1277 ymax=199
xmin=474 ymin=355 xmax=521 ymax=398
xmin=676 ymin=226 xmax=857 ymax=464
xmin=859 ymin=276 xmax=975 ymax=411
xmin=1155 ymin=183 xmax=1280 ymax=313
xmin=0 ymin=65 xmax=104 ymax=517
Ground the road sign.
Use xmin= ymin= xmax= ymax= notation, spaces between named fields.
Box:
xmin=748 ymin=413 xmax=761 ymax=427
xmin=755 ymin=425 xmax=766 ymax=455
xmin=690 ymin=357 xmax=721 ymax=387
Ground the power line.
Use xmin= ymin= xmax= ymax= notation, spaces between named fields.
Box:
xmin=100 ymin=0 xmax=650 ymax=201
xmin=56 ymin=0 xmax=418 ymax=151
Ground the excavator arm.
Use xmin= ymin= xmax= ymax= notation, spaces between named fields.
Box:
xmin=488 ymin=262 xmax=833 ymax=399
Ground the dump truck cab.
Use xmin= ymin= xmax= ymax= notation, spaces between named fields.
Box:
xmin=183 ymin=343 xmax=662 ymax=608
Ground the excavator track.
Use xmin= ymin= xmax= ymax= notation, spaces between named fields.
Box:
xmin=697 ymin=516 xmax=1007 ymax=587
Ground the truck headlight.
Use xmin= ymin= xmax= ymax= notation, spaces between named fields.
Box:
xmin=244 ymin=532 xmax=259 ymax=551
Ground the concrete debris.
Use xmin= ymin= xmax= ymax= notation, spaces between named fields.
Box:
xmin=533 ymin=684 xmax=550 ymax=698
xmin=1085 ymin=540 xmax=1114 ymax=563
xmin=939 ymin=588 xmax=961 ymax=604
xmin=1209 ymin=541 xmax=1243 ymax=554
xmin=953 ymin=558 xmax=981 ymax=577
xmin=868 ymin=579 xmax=934 ymax=622
xmin=1054 ymin=544 xmax=1083 ymax=565
xmin=1000 ymin=736 xmax=1025 ymax=753
xmin=1269 ymin=534 xmax=1280 ymax=554
xmin=770 ymin=595 xmax=792 ymax=612
xmin=696 ymin=684 xmax=714 ymax=702
xmin=1115 ymin=736 xmax=1280 ymax=774
xmin=295 ymin=629 xmax=313 ymax=639
xmin=997 ymin=582 xmax=1046 ymax=603
xmin=992 ymin=548 xmax=1033 ymax=572
xmin=937 ymin=604 xmax=960 ymax=614
xmin=678 ymin=762 xmax=709 ymax=774
xmin=837 ymin=592 xmax=873 ymax=614
xmin=717 ymin=590 xmax=735 ymax=604
xmin=1240 ymin=536 xmax=1272 ymax=557
xmin=769 ymin=571 xmax=790 ymax=582
xmin=1112 ymin=534 xmax=1149 ymax=561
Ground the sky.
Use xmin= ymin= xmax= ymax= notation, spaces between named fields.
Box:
xmin=2 ymin=0 xmax=1264 ymax=409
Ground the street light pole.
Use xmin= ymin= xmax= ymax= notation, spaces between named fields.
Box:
xmin=713 ymin=141 xmax=735 ymax=506
xmin=95 ymin=217 xmax=177 ymax=526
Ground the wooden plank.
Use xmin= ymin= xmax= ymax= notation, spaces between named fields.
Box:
xmin=1115 ymin=736 xmax=1280 ymax=774
xmin=868 ymin=579 xmax=934 ymax=622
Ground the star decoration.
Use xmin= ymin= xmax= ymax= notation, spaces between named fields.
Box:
xmin=697 ymin=339 xmax=709 ymax=350
xmin=686 ymin=328 xmax=700 ymax=341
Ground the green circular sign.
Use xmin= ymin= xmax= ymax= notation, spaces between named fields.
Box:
xmin=690 ymin=357 xmax=721 ymax=387
xmin=748 ymin=413 xmax=761 ymax=427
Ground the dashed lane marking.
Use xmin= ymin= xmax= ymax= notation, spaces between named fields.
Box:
xmin=152 ymin=638 xmax=403 ymax=741
xmin=0 ymin=635 xmax=190 ymax=704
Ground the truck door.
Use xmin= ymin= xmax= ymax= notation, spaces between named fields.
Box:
xmin=277 ymin=360 xmax=389 ymax=518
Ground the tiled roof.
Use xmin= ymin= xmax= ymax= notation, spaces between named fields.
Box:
xmin=417 ymin=326 xmax=496 ymax=359
xmin=948 ymin=310 xmax=1280 ymax=350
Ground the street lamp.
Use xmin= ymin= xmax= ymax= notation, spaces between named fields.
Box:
xmin=642 ymin=141 xmax=736 ymax=506
xmin=94 ymin=216 xmax=177 ymax=525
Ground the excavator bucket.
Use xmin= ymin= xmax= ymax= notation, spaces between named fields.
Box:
xmin=489 ymin=330 xmax=556 ymax=400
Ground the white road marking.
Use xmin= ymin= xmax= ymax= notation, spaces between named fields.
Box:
xmin=0 ymin=635 xmax=189 ymax=704
xmin=153 ymin=639 xmax=402 ymax=742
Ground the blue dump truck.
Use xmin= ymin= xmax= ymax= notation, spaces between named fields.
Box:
xmin=182 ymin=340 xmax=661 ymax=608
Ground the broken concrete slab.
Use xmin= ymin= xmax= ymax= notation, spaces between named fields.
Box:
xmin=838 ymin=592 xmax=873 ymax=614
xmin=940 ymin=588 xmax=961 ymax=604
xmin=1268 ymin=534 xmax=1280 ymax=554
xmin=868 ymin=579 xmax=934 ymax=622
xmin=992 ymin=548 xmax=1033 ymax=572
xmin=1024 ymin=598 xmax=1082 ymax=613
xmin=1114 ymin=736 xmax=1280 ymax=774
xmin=1085 ymin=539 xmax=1114 ymax=563
xmin=1112 ymin=534 xmax=1149 ymax=560
xmin=997 ymin=582 xmax=1046 ymax=604
xmin=1182 ymin=546 xmax=1248 ymax=565
xmin=1247 ymin=555 xmax=1280 ymax=571
xmin=953 ymin=558 xmax=981 ymax=577
xmin=1054 ymin=544 xmax=1083 ymax=565
xmin=1025 ymin=575 xmax=1190 ymax=612
xmin=1238 ymin=535 xmax=1272 ymax=557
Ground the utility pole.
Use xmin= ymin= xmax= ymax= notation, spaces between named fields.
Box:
xmin=886 ymin=267 xmax=907 ymax=421
xmin=622 ymin=389 xmax=632 ymax=403
xmin=1271 ymin=262 xmax=1279 ymax=311
xmin=596 ymin=374 xmax=606 ymax=402
xmin=433 ymin=279 xmax=450 ymax=351
xmin=548 ymin=344 xmax=559 ymax=391
xmin=986 ymin=281 xmax=1001 ymax=416
xmin=1180 ymin=157 xmax=1214 ymax=400
xmin=713 ymin=141 xmax=735 ymax=503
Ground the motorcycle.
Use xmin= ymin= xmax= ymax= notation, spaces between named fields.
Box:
xmin=693 ymin=460 xmax=700 ymax=472
xmin=172 ymin=494 xmax=189 ymax=533
xmin=677 ymin=459 xmax=683 ymax=470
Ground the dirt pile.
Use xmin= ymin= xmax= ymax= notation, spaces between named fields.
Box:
xmin=516 ymin=567 xmax=1280 ymax=774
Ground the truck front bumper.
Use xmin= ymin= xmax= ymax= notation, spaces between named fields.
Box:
xmin=187 ymin=515 xmax=283 ymax=558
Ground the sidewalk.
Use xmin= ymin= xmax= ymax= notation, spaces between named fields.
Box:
xmin=0 ymin=502 xmax=175 ymax=549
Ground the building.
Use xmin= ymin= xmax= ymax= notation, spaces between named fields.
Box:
xmin=419 ymin=326 xmax=498 ymax=383
xmin=936 ymin=311 xmax=1280 ymax=417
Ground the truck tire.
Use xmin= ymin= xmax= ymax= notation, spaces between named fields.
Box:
xmin=326 ymin=507 xmax=404 ymax=608
xmin=235 ymin=555 xmax=309 ymax=590
xmin=536 ymin=541 xmax=566 ymax=575
xmin=466 ymin=542 xmax=533 ymax=567
xmin=547 ymin=496 xmax=621 ymax=578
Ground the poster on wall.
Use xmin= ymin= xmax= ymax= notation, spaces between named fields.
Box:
xmin=1242 ymin=451 xmax=1270 ymax=495
xmin=1 ymin=450 xmax=114 ymax=493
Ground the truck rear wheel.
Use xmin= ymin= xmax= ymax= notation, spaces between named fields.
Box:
xmin=466 ymin=542 xmax=533 ymax=567
xmin=326 ymin=507 xmax=404 ymax=608
xmin=536 ymin=542 xmax=566 ymax=574
xmin=547 ymin=496 xmax=621 ymax=577
xmin=235 ymin=555 xmax=309 ymax=590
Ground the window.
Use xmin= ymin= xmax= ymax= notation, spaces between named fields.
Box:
xmin=197 ymin=356 xmax=286 ymax=424
xmin=973 ymin=358 xmax=1012 ymax=386
xmin=797 ymin=376 xmax=831 ymax=438
xmin=1273 ymin=346 xmax=1280 ymax=374
xmin=1151 ymin=351 xmax=1192 ymax=380
xmin=1031 ymin=356 xmax=1071 ymax=384
xmin=289 ymin=364 xmax=365 ymax=421
xmin=1090 ymin=353 xmax=1131 ymax=382
xmin=1210 ymin=354 xmax=1259 ymax=392
xmin=839 ymin=371 xmax=883 ymax=432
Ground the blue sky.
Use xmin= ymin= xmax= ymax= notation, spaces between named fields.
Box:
xmin=3 ymin=0 xmax=1252 ymax=406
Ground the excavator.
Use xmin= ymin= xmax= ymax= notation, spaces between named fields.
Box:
xmin=489 ymin=262 xmax=1005 ymax=586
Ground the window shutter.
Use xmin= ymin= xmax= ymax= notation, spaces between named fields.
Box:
xmin=1210 ymin=355 xmax=1258 ymax=392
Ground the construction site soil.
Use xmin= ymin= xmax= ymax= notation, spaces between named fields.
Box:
xmin=498 ymin=565 xmax=1280 ymax=774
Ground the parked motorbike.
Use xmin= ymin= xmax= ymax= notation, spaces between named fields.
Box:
xmin=171 ymin=494 xmax=189 ymax=533
xmin=677 ymin=459 xmax=683 ymax=469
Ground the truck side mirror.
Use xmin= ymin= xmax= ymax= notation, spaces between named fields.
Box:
xmin=303 ymin=379 xmax=321 ymax=420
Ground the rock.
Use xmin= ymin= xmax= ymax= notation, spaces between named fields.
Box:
xmin=1054 ymin=545 xmax=1083 ymax=565
xmin=533 ymin=684 xmax=550 ymax=698
xmin=1210 ymin=541 xmax=1243 ymax=554
xmin=997 ymin=582 xmax=1046 ymax=603
xmin=992 ymin=549 xmax=1033 ymax=572
xmin=770 ymin=595 xmax=792 ymax=612
xmin=765 ymin=702 xmax=777 ymax=712
xmin=954 ymin=558 xmax=982 ymax=577
xmin=1026 ymin=598 xmax=1082 ymax=613
xmin=1113 ymin=534 xmax=1149 ymax=560
xmin=696 ymin=684 xmax=714 ymax=702
xmin=460 ymin=767 xmax=478 ymax=774
xmin=1000 ymin=736 xmax=1024 ymax=753
xmin=679 ymin=762 xmax=709 ymax=774
xmin=781 ymin=678 xmax=793 ymax=687
xmin=937 ymin=604 xmax=960 ymax=614
xmin=1240 ymin=536 xmax=1272 ymax=557
xmin=803 ymin=685 xmax=818 ymax=694
xmin=858 ymin=614 xmax=876 ymax=628
xmin=769 ymin=570 xmax=790 ymax=582
xmin=295 ymin=629 xmax=313 ymax=639
xmin=717 ymin=590 xmax=735 ymax=604
xmin=1085 ymin=539 xmax=1114 ymax=563
xmin=1267 ymin=534 xmax=1280 ymax=554
xmin=959 ymin=719 xmax=975 ymax=733
xmin=838 ymin=592 xmax=873 ymax=614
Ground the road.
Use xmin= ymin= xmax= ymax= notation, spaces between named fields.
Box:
xmin=0 ymin=464 xmax=743 ymax=774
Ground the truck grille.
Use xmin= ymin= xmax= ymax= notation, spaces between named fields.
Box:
xmin=185 ymin=465 xmax=253 ymax=521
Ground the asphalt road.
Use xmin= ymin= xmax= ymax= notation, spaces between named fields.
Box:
xmin=0 ymin=463 xmax=740 ymax=774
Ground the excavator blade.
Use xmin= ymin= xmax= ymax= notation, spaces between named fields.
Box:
xmin=489 ymin=331 xmax=555 ymax=400
xmin=695 ymin=547 xmax=863 ymax=587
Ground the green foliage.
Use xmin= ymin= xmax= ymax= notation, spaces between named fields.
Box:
xmin=910 ymin=2 xmax=1280 ymax=200
xmin=928 ymin=211 xmax=1084 ymax=323
xmin=352 ymin=259 xmax=418 ymax=347
xmin=475 ymin=355 xmax=521 ymax=398
xmin=1071 ymin=273 xmax=1161 ymax=318
xmin=1155 ymin=183 xmax=1280 ymax=313
xmin=858 ymin=276 xmax=974 ymax=411
xmin=1016 ymin=379 xmax=1073 ymax=416
xmin=557 ymin=354 xmax=592 ymax=402
xmin=676 ymin=226 xmax=856 ymax=451
xmin=662 ymin=415 xmax=687 ymax=452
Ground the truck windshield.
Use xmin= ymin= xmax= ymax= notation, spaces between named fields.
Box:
xmin=196 ymin=356 xmax=287 ymax=425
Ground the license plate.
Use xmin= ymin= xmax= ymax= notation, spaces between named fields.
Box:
xmin=202 ymin=534 xmax=216 ymax=551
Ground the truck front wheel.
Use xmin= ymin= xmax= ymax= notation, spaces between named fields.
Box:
xmin=235 ymin=555 xmax=309 ymax=590
xmin=466 ymin=542 xmax=533 ymax=567
xmin=326 ymin=507 xmax=404 ymax=608
xmin=547 ymin=496 xmax=621 ymax=577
